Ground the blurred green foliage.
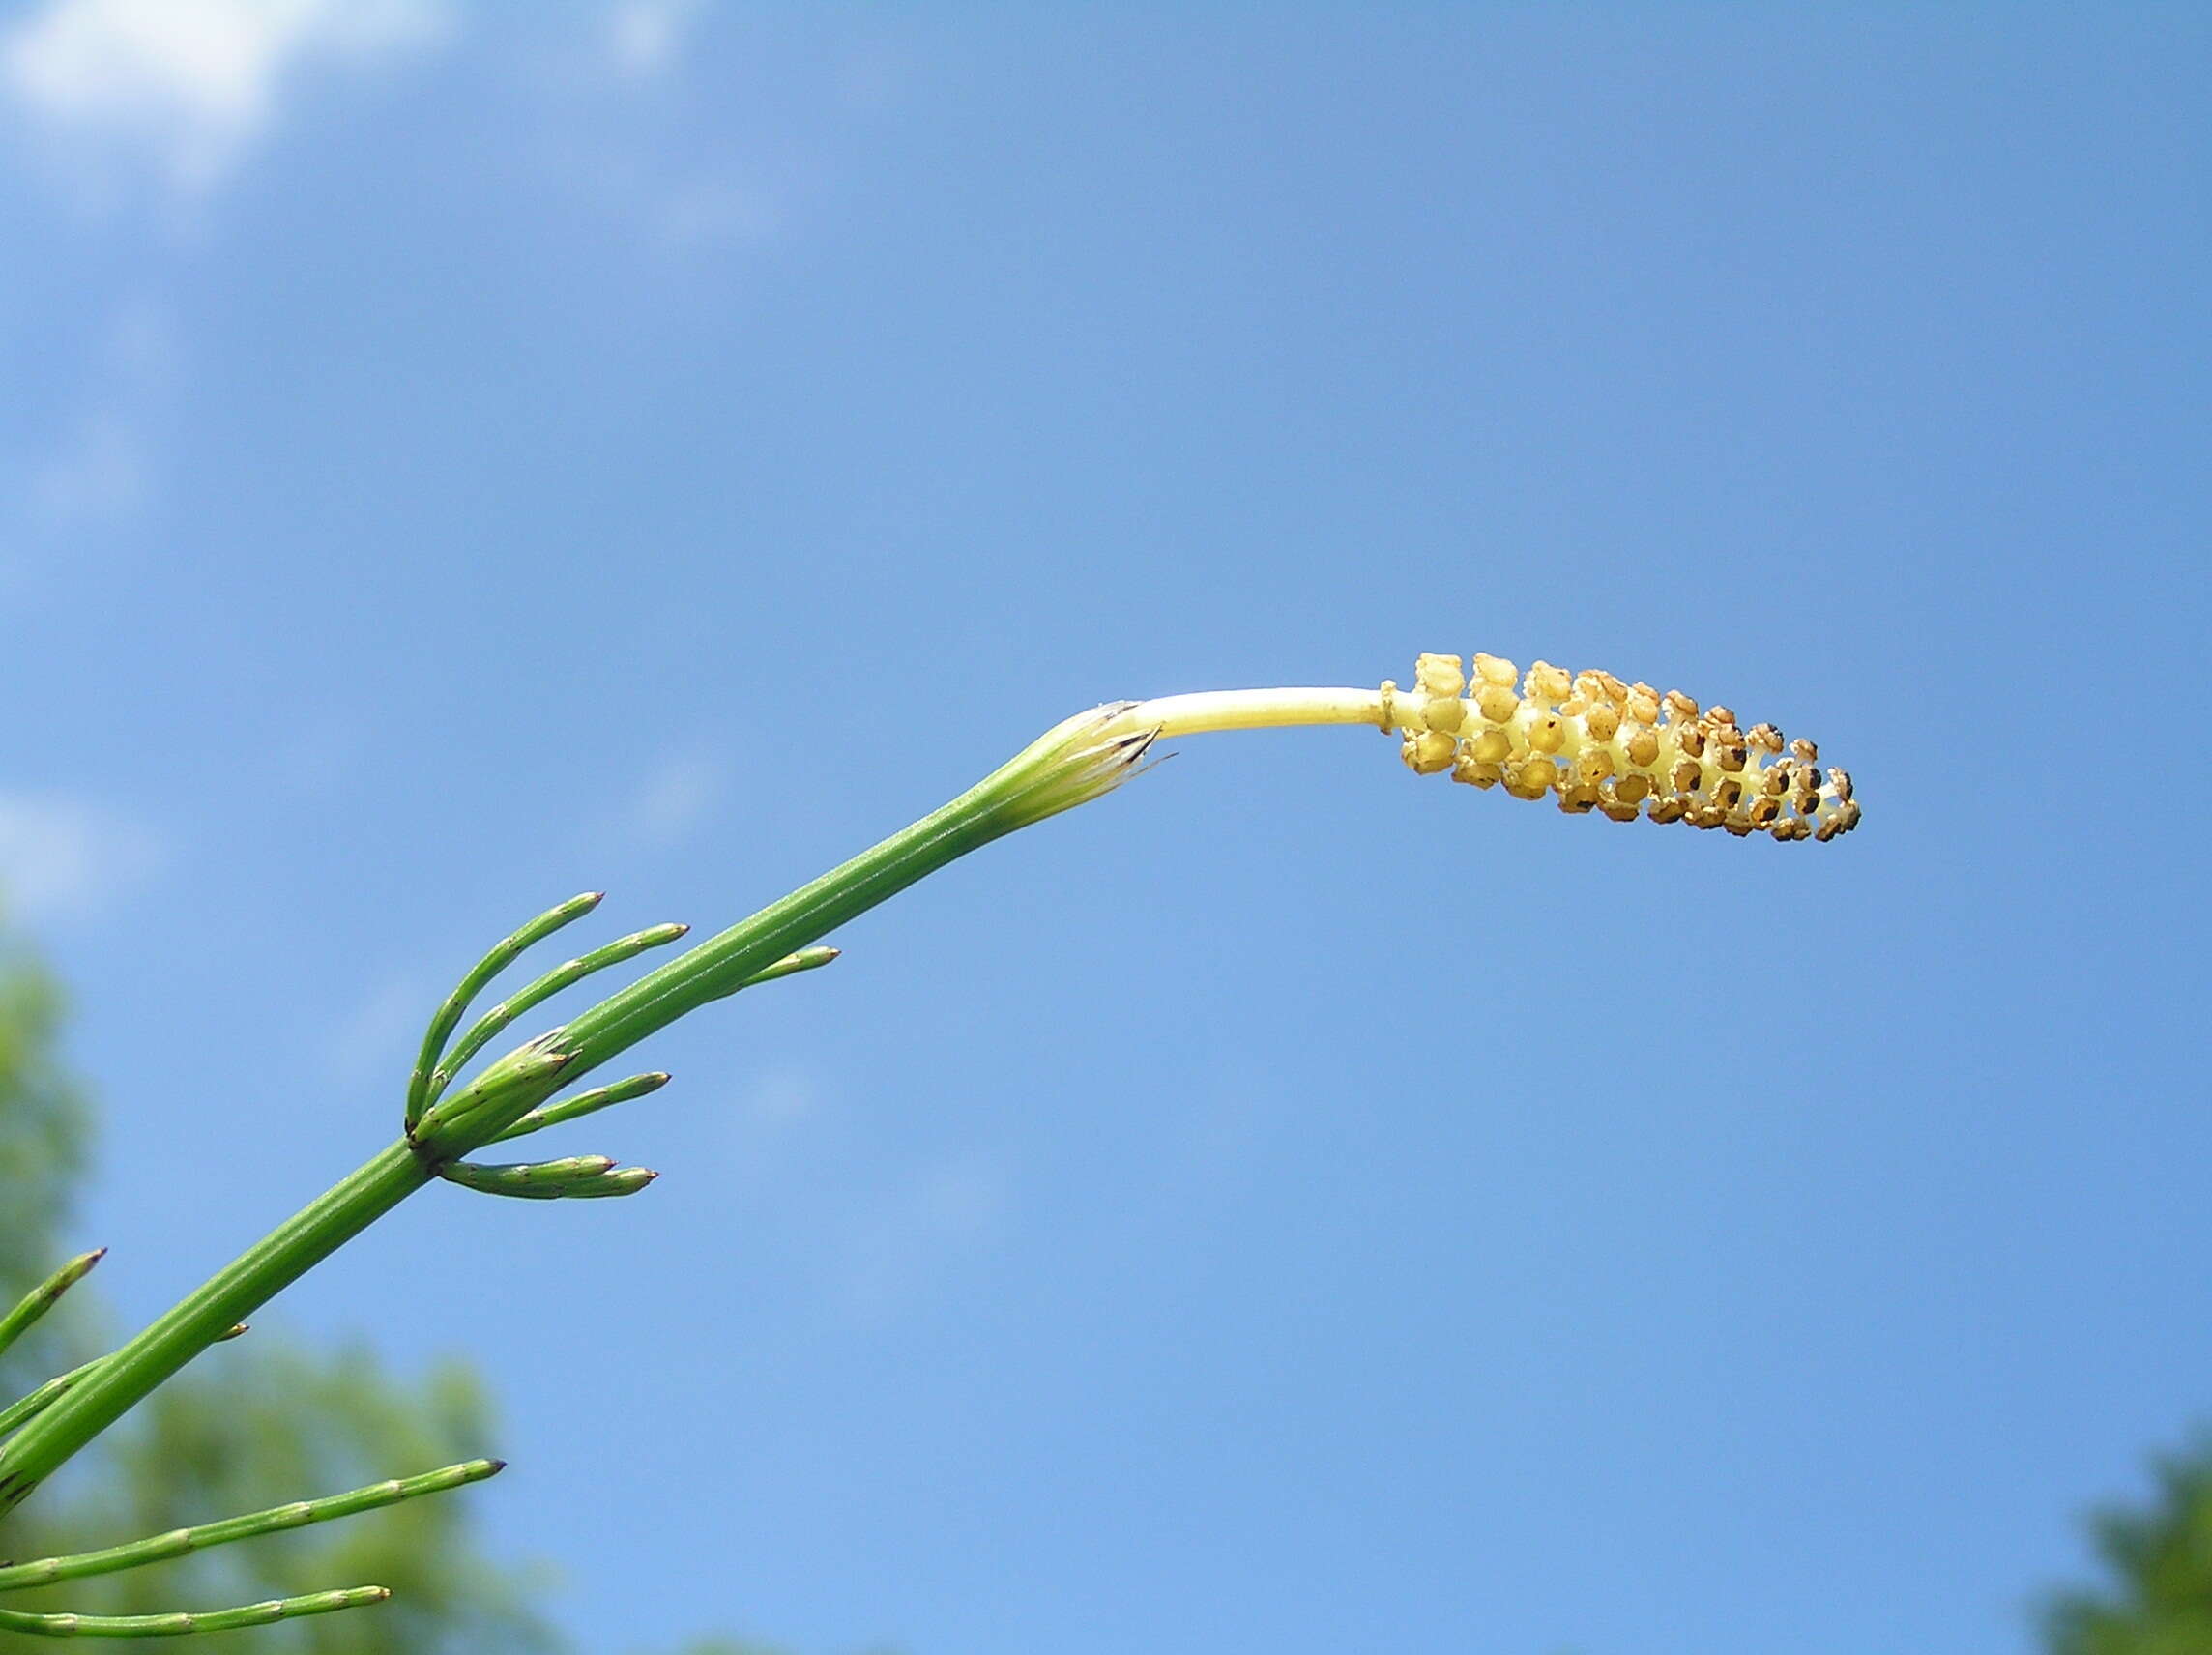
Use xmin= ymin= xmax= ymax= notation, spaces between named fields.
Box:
xmin=2045 ymin=1437 xmax=2212 ymax=1655
xmin=0 ymin=933 xmax=87 ymax=1306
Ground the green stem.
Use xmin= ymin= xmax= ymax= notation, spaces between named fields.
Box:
xmin=538 ymin=757 xmax=1038 ymax=1087
xmin=0 ymin=711 xmax=1146 ymax=1519
xmin=0 ymin=1145 xmax=428 ymax=1519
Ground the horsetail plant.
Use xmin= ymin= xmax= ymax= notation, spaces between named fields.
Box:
xmin=0 ymin=654 xmax=1857 ymax=1636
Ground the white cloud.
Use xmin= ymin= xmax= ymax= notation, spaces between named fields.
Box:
xmin=724 ymin=1065 xmax=1013 ymax=1322
xmin=2 ymin=0 xmax=451 ymax=195
xmin=624 ymin=749 xmax=728 ymax=849
xmin=325 ymin=972 xmax=430 ymax=1087
xmin=29 ymin=409 xmax=146 ymax=526
xmin=22 ymin=298 xmax=179 ymax=533
xmin=0 ymin=791 xmax=162 ymax=922
xmin=739 ymin=1063 xmax=820 ymax=1130
xmin=838 ymin=1147 xmax=1011 ymax=1319
xmin=605 ymin=0 xmax=701 ymax=82
xmin=655 ymin=174 xmax=778 ymax=249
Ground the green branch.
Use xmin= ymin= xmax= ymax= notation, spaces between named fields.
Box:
xmin=0 ymin=1585 xmax=391 ymax=1639
xmin=0 ymin=1250 xmax=103 ymax=1364
xmin=0 ymin=1459 xmax=500 ymax=1593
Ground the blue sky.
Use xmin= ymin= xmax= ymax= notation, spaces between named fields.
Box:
xmin=0 ymin=5 xmax=2206 ymax=1652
